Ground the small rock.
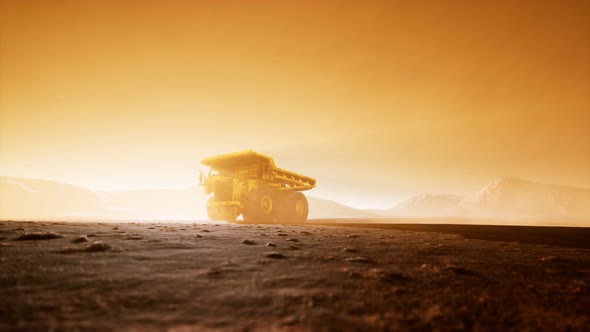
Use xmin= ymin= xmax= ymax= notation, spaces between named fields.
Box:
xmin=286 ymin=238 xmax=300 ymax=242
xmin=126 ymin=235 xmax=143 ymax=240
xmin=342 ymin=247 xmax=357 ymax=253
xmin=85 ymin=241 xmax=111 ymax=252
xmin=345 ymin=256 xmax=371 ymax=263
xmin=287 ymin=245 xmax=301 ymax=250
xmin=201 ymin=229 xmax=211 ymax=232
xmin=346 ymin=234 xmax=360 ymax=239
xmin=265 ymin=252 xmax=286 ymax=259
xmin=54 ymin=248 xmax=79 ymax=254
xmin=446 ymin=264 xmax=477 ymax=276
xmin=277 ymin=233 xmax=288 ymax=237
xmin=16 ymin=232 xmax=65 ymax=241
xmin=418 ymin=263 xmax=440 ymax=273
xmin=206 ymin=268 xmax=223 ymax=276
xmin=424 ymin=304 xmax=442 ymax=322
xmin=260 ymin=233 xmax=267 ymax=237
xmin=365 ymin=268 xmax=410 ymax=283
xmin=299 ymin=231 xmax=312 ymax=235
xmin=282 ymin=315 xmax=299 ymax=326
xmin=195 ymin=234 xmax=203 ymax=238
xmin=266 ymin=242 xmax=277 ymax=247
xmin=241 ymin=239 xmax=257 ymax=245
xmin=222 ymin=260 xmax=238 ymax=267
xmin=72 ymin=235 xmax=90 ymax=243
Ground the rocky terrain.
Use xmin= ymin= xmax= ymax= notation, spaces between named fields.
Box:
xmin=1 ymin=220 xmax=589 ymax=331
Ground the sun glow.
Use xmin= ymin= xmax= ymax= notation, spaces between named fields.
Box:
xmin=1 ymin=0 xmax=589 ymax=220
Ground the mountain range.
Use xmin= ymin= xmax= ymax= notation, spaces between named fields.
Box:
xmin=450 ymin=177 xmax=590 ymax=219
xmin=377 ymin=193 xmax=463 ymax=217
xmin=1 ymin=176 xmax=589 ymax=223
xmin=0 ymin=176 xmax=378 ymax=221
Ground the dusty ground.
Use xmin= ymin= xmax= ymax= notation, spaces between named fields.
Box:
xmin=1 ymin=220 xmax=589 ymax=331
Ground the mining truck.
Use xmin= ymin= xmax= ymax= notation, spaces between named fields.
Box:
xmin=200 ymin=150 xmax=316 ymax=223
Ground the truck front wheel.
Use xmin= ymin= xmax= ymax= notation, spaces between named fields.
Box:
xmin=207 ymin=197 xmax=238 ymax=222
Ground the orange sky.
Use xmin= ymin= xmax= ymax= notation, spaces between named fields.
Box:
xmin=1 ymin=0 xmax=589 ymax=208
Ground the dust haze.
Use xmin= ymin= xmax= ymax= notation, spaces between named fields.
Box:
xmin=1 ymin=0 xmax=590 ymax=330
xmin=2 ymin=176 xmax=589 ymax=226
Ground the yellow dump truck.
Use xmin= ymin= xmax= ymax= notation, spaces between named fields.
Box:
xmin=200 ymin=150 xmax=316 ymax=223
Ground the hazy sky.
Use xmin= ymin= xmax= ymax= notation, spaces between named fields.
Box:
xmin=1 ymin=0 xmax=589 ymax=208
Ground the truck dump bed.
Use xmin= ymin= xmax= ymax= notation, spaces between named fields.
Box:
xmin=201 ymin=150 xmax=277 ymax=169
xmin=201 ymin=150 xmax=316 ymax=190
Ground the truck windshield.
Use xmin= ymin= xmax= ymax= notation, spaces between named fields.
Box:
xmin=208 ymin=168 xmax=232 ymax=176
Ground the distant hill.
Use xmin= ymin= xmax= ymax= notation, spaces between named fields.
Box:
xmin=381 ymin=193 xmax=463 ymax=217
xmin=0 ymin=177 xmax=105 ymax=220
xmin=450 ymin=177 xmax=590 ymax=219
xmin=0 ymin=176 xmax=208 ymax=220
xmin=0 ymin=176 xmax=375 ymax=221
xmin=3 ymin=176 xmax=589 ymax=222
xmin=378 ymin=178 xmax=590 ymax=221
xmin=307 ymin=197 xmax=383 ymax=219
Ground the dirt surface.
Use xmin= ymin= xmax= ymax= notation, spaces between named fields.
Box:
xmin=311 ymin=222 xmax=590 ymax=249
xmin=1 ymin=220 xmax=589 ymax=331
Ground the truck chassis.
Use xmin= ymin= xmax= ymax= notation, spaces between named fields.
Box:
xmin=200 ymin=150 xmax=316 ymax=223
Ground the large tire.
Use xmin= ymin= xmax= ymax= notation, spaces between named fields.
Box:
xmin=277 ymin=192 xmax=309 ymax=224
xmin=207 ymin=197 xmax=238 ymax=222
xmin=242 ymin=188 xmax=278 ymax=223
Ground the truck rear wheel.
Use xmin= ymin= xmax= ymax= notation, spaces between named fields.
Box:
xmin=242 ymin=188 xmax=277 ymax=223
xmin=277 ymin=192 xmax=309 ymax=223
